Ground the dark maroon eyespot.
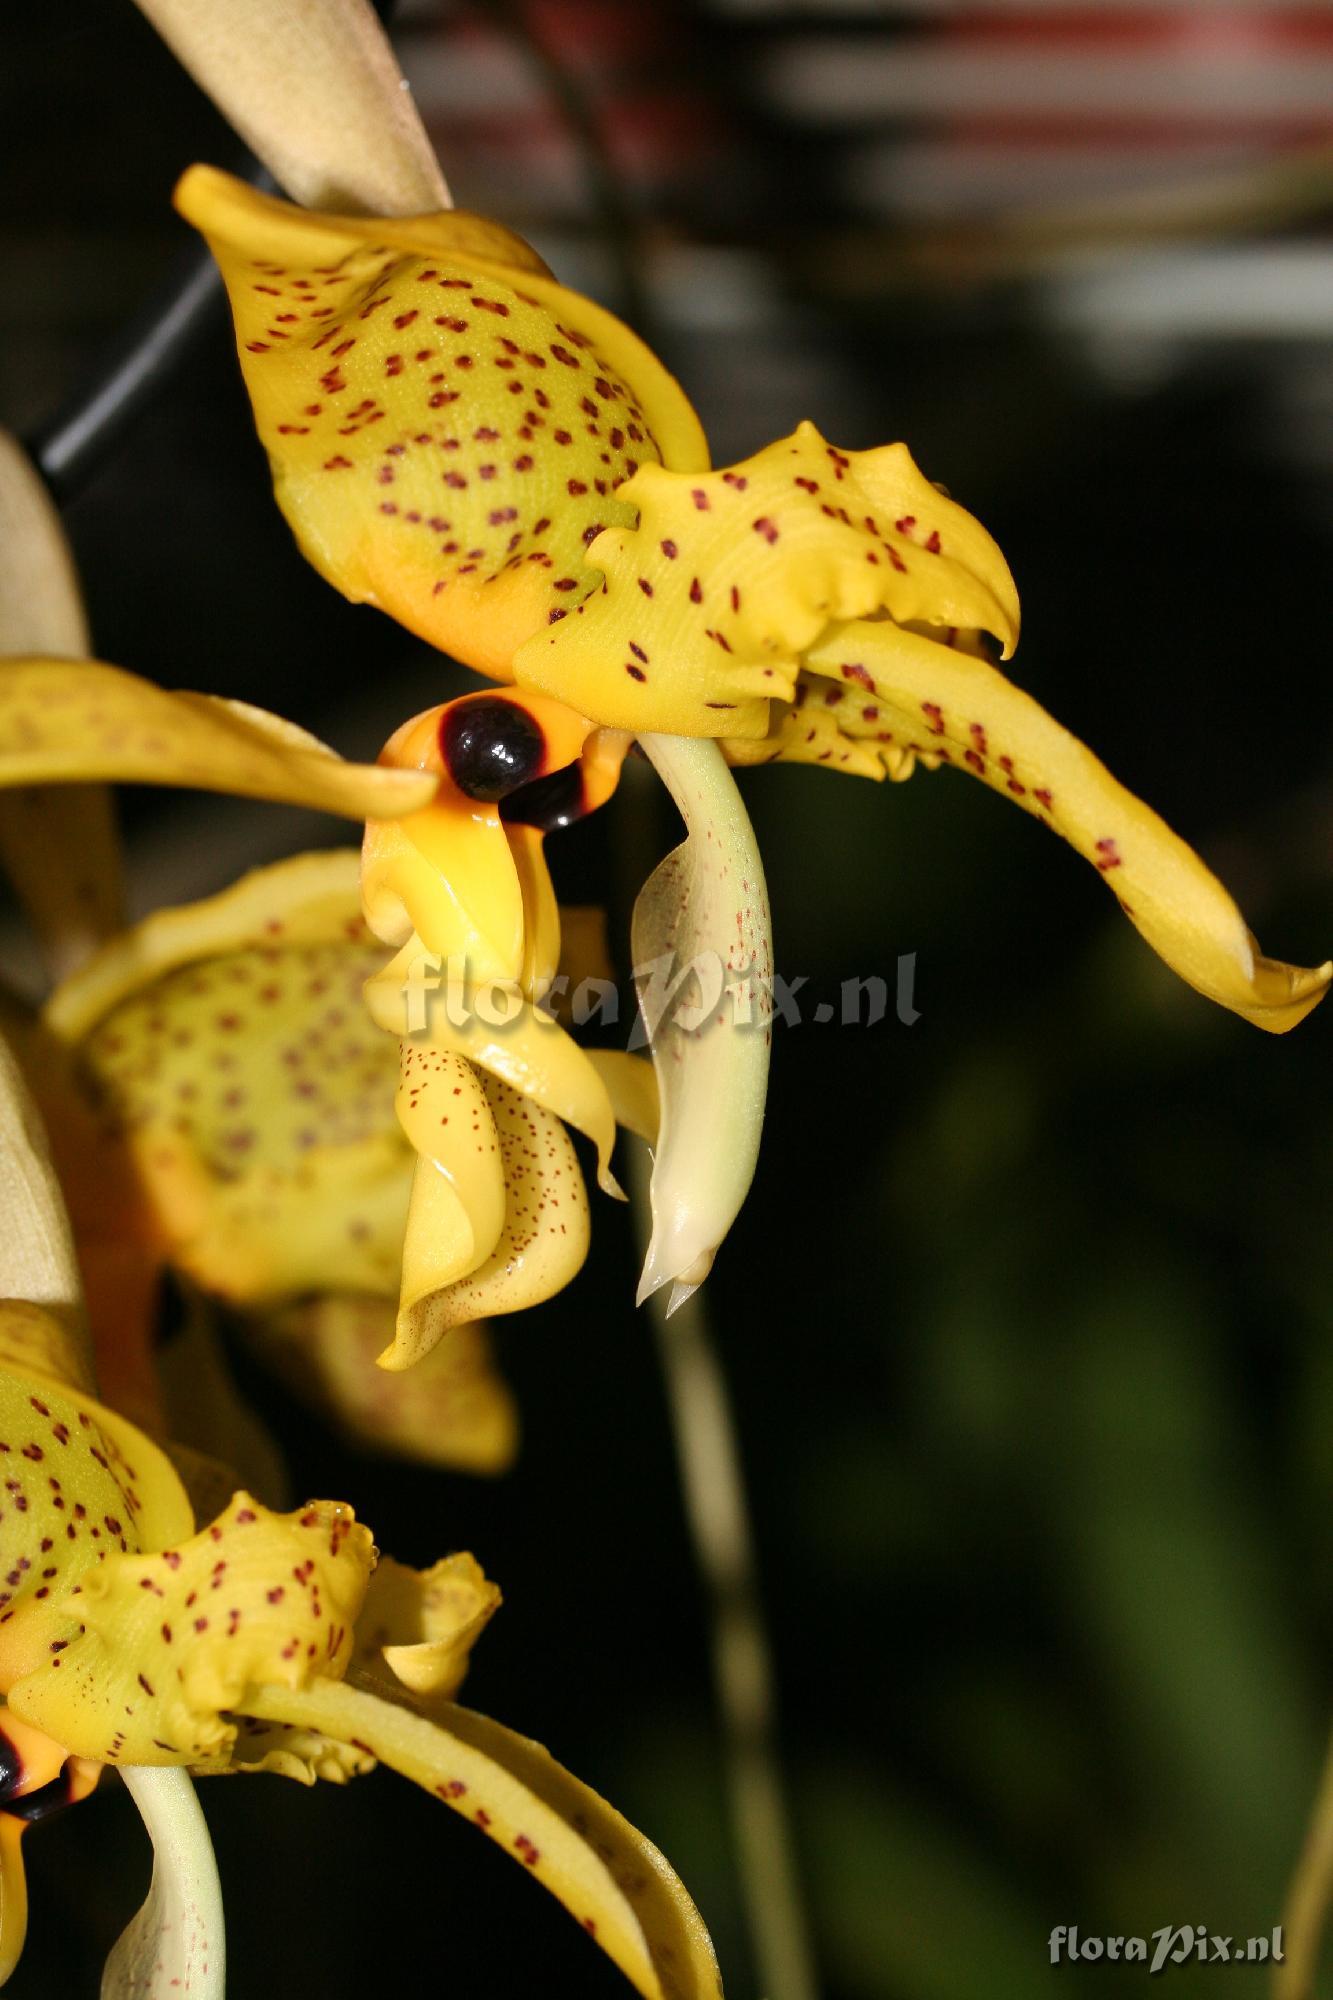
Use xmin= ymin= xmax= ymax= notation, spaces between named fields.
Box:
xmin=0 ymin=1731 xmax=22 ymax=1804
xmin=500 ymin=761 xmax=587 ymax=834
xmin=6 ymin=1769 xmax=73 ymax=1824
xmin=440 ymin=696 xmax=545 ymax=802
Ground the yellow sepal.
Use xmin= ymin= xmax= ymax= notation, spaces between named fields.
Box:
xmin=0 ymin=659 xmax=436 ymax=820
xmin=800 ymin=620 xmax=1330 ymax=1032
xmin=238 ymin=1680 xmax=723 ymax=2000
xmin=388 ymin=1068 xmax=591 ymax=1367
xmin=175 ymin=166 xmax=707 ymax=681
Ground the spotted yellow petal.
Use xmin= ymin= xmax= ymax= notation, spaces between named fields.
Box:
xmin=365 ymin=945 xmax=621 ymax=1190
xmin=0 ymin=433 xmax=123 ymax=981
xmin=45 ymin=850 xmax=370 ymax=1042
xmin=47 ymin=854 xmax=412 ymax=1305
xmin=250 ymin=1297 xmax=518 ymax=1473
xmin=5 ymin=1494 xmax=372 ymax=1766
xmin=239 ymin=1680 xmax=722 ymax=2000
xmin=799 ymin=620 xmax=1330 ymax=1033
xmin=0 ymin=1333 xmax=193 ymax=1700
xmin=394 ymin=1044 xmax=507 ymax=1352
xmin=387 ymin=1068 xmax=592 ymax=1368
xmin=175 ymin=167 xmax=708 ymax=680
xmin=633 ymin=738 xmax=771 ymax=1312
xmin=514 ymin=420 xmax=1018 ymax=737
xmin=104 ymin=1766 xmax=224 ymax=2000
xmin=0 ymin=659 xmax=437 ymax=821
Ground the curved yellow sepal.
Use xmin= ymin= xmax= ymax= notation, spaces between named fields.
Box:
xmin=365 ymin=945 xmax=621 ymax=1187
xmin=0 ymin=659 xmax=436 ymax=821
xmin=801 ymin=621 xmax=1330 ymax=1032
xmin=239 ymin=1680 xmax=723 ymax=2000
xmin=5 ymin=1493 xmax=372 ymax=1766
xmin=514 ymin=420 xmax=1018 ymax=736
xmin=175 ymin=166 xmax=708 ymax=681
xmin=388 ymin=1069 xmax=591 ymax=1367
xmin=45 ymin=849 xmax=367 ymax=1041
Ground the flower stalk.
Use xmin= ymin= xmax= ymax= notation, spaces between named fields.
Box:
xmin=634 ymin=1148 xmax=819 ymax=2000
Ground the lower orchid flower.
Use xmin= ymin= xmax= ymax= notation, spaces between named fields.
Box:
xmin=0 ymin=1037 xmax=721 ymax=1998
xmin=167 ymin=159 xmax=1329 ymax=1321
xmin=0 ymin=435 xmax=657 ymax=1412
xmin=28 ymin=846 xmax=515 ymax=1466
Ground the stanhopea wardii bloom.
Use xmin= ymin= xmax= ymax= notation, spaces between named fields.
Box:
xmin=175 ymin=165 xmax=1330 ymax=1309
xmin=361 ymin=686 xmax=657 ymax=1364
xmin=0 ymin=433 xmax=658 ymax=1410
xmin=0 ymin=1040 xmax=720 ymax=1998
xmin=30 ymin=848 xmax=517 ymax=1466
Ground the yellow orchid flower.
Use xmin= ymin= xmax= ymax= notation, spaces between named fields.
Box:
xmin=0 ymin=1041 xmax=721 ymax=1998
xmin=35 ymin=793 xmax=656 ymax=1399
xmin=26 ymin=846 xmax=513 ymax=1465
xmin=174 ymin=161 xmax=1329 ymax=1315
xmin=361 ymin=685 xmax=657 ymax=1366
xmin=0 ymin=440 xmax=652 ymax=1404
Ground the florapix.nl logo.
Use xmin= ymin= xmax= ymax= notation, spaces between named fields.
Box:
xmin=1049 ymin=1925 xmax=1283 ymax=1973
xmin=395 ymin=946 xmax=923 ymax=1041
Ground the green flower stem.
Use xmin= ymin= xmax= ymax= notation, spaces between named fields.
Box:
xmin=630 ymin=1144 xmax=820 ymax=2000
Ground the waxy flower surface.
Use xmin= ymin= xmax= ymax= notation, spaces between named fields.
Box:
xmin=31 ymin=848 xmax=515 ymax=1466
xmin=0 ymin=1056 xmax=720 ymax=1999
xmin=175 ymin=163 xmax=1329 ymax=1309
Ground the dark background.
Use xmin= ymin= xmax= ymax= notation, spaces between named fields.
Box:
xmin=3 ymin=2 xmax=1331 ymax=1994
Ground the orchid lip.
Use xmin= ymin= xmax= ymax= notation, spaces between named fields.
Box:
xmin=500 ymin=761 xmax=588 ymax=832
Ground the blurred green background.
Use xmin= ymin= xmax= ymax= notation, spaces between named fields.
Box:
xmin=2 ymin=1 xmax=1330 ymax=1994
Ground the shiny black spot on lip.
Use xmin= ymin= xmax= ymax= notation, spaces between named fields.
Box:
xmin=0 ymin=1731 xmax=22 ymax=1804
xmin=440 ymin=695 xmax=545 ymax=802
xmin=500 ymin=762 xmax=587 ymax=833
xmin=5 ymin=1771 xmax=72 ymax=1824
